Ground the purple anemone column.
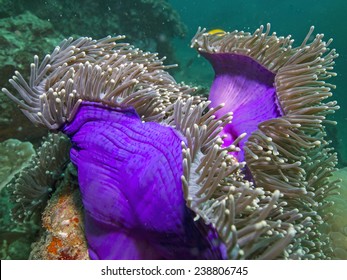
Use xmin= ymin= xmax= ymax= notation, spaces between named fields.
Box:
xmin=62 ymin=101 xmax=226 ymax=259
xmin=202 ymin=53 xmax=282 ymax=161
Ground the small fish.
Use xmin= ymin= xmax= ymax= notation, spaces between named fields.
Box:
xmin=207 ymin=29 xmax=226 ymax=36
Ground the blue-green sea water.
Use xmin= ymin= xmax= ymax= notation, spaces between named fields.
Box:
xmin=169 ymin=0 xmax=347 ymax=165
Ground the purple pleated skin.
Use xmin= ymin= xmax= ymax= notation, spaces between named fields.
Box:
xmin=201 ymin=52 xmax=283 ymax=161
xmin=62 ymin=101 xmax=226 ymax=260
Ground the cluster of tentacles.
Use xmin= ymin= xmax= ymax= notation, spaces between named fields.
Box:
xmin=2 ymin=24 xmax=340 ymax=259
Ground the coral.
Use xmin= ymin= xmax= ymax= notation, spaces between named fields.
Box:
xmin=30 ymin=164 xmax=88 ymax=260
xmin=0 ymin=11 xmax=62 ymax=143
xmin=0 ymin=139 xmax=35 ymax=192
xmin=0 ymin=11 xmax=62 ymax=86
xmin=116 ymin=0 xmax=187 ymax=63
xmin=322 ymin=167 xmax=347 ymax=259
xmin=0 ymin=0 xmax=186 ymax=63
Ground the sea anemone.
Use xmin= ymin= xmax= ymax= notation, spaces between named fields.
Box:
xmin=8 ymin=133 xmax=70 ymax=223
xmin=3 ymin=36 xmax=230 ymax=259
xmin=191 ymin=24 xmax=340 ymax=258
xmin=3 ymin=34 xmax=298 ymax=260
xmin=2 ymin=24 xmax=340 ymax=260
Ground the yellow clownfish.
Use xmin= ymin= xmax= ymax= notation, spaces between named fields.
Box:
xmin=207 ymin=29 xmax=226 ymax=36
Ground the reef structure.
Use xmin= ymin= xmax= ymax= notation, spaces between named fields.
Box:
xmin=2 ymin=24 xmax=340 ymax=259
xmin=0 ymin=139 xmax=35 ymax=192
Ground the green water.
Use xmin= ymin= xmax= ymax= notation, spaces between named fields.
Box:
xmin=169 ymin=0 xmax=347 ymax=165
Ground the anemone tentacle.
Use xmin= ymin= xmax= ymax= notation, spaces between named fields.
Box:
xmin=2 ymin=26 xmax=340 ymax=260
xmin=2 ymin=36 xmax=199 ymax=130
xmin=2 ymin=36 xmax=224 ymax=260
xmin=191 ymin=23 xmax=338 ymax=198
xmin=191 ymin=24 xmax=339 ymax=259
xmin=9 ymin=133 xmax=71 ymax=223
xmin=167 ymin=98 xmax=299 ymax=259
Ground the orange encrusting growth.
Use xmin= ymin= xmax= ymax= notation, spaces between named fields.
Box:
xmin=29 ymin=176 xmax=89 ymax=260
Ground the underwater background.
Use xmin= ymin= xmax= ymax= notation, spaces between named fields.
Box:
xmin=0 ymin=0 xmax=346 ymax=164
xmin=170 ymin=0 xmax=347 ymax=166
xmin=0 ymin=0 xmax=346 ymax=259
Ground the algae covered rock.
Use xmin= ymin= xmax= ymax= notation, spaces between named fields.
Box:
xmin=0 ymin=11 xmax=61 ymax=86
xmin=324 ymin=167 xmax=347 ymax=259
xmin=29 ymin=168 xmax=88 ymax=260
xmin=0 ymin=11 xmax=61 ymax=143
xmin=0 ymin=0 xmax=186 ymax=62
xmin=0 ymin=139 xmax=35 ymax=192
xmin=0 ymin=134 xmax=71 ymax=259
